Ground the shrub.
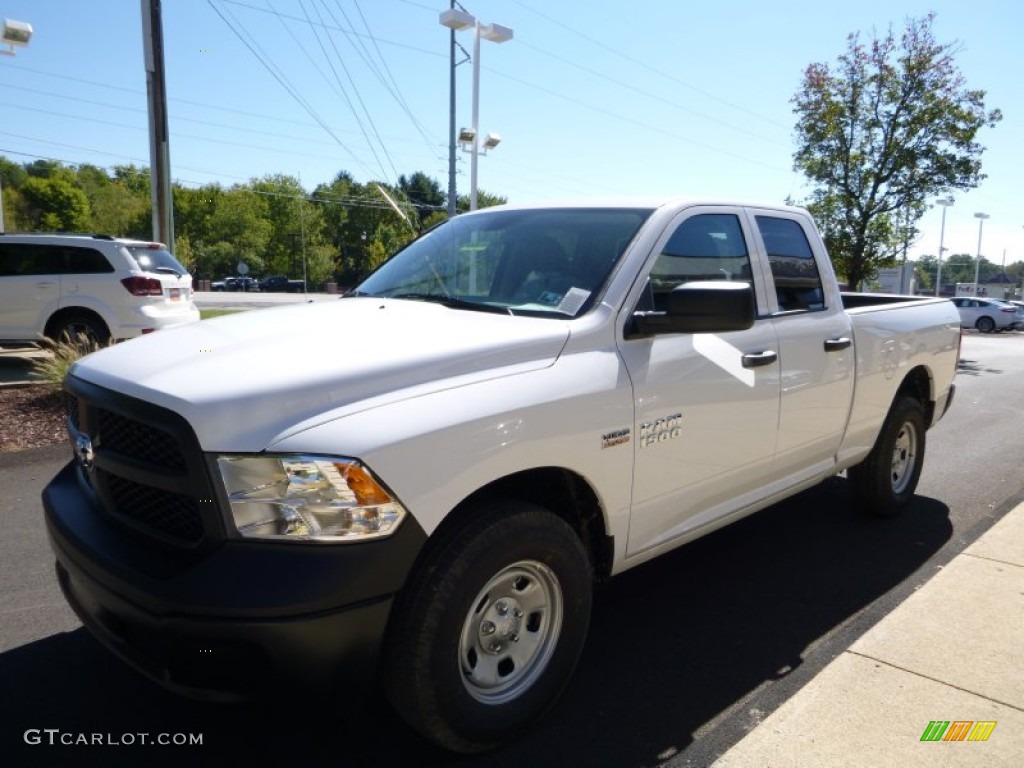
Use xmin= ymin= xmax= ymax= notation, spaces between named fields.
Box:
xmin=29 ymin=336 xmax=107 ymax=393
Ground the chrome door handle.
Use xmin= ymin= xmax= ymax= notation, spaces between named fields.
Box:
xmin=824 ymin=337 xmax=852 ymax=351
xmin=741 ymin=350 xmax=778 ymax=368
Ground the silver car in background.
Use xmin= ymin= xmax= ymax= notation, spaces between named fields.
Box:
xmin=950 ymin=296 xmax=1022 ymax=332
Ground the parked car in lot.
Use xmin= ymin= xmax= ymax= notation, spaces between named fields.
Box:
xmin=212 ymin=276 xmax=259 ymax=292
xmin=950 ymin=296 xmax=1021 ymax=332
xmin=0 ymin=233 xmax=199 ymax=344
xmin=258 ymin=274 xmax=306 ymax=292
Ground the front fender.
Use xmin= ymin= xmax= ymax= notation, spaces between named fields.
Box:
xmin=269 ymin=352 xmax=635 ymax=549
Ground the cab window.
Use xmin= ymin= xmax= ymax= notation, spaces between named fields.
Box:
xmin=755 ymin=216 xmax=825 ymax=312
xmin=647 ymin=213 xmax=752 ymax=310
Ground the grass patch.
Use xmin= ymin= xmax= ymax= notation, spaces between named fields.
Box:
xmin=200 ymin=309 xmax=245 ymax=320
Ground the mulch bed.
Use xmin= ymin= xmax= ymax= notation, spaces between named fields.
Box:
xmin=0 ymin=386 xmax=66 ymax=452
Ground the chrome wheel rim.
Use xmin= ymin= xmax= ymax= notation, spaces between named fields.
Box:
xmin=459 ymin=560 xmax=563 ymax=705
xmin=890 ymin=419 xmax=918 ymax=494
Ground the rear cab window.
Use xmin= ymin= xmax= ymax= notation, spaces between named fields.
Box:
xmin=755 ymin=216 xmax=825 ymax=313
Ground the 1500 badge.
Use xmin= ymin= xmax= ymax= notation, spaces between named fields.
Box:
xmin=638 ymin=413 xmax=682 ymax=448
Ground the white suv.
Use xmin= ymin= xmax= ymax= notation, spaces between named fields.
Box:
xmin=0 ymin=233 xmax=199 ymax=344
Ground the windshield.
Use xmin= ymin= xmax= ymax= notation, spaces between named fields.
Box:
xmin=354 ymin=207 xmax=653 ymax=318
xmin=123 ymin=245 xmax=189 ymax=277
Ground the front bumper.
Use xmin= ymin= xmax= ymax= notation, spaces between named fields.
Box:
xmin=43 ymin=460 xmax=426 ymax=701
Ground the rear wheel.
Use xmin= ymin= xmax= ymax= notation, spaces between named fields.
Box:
xmin=47 ymin=311 xmax=110 ymax=346
xmin=976 ymin=316 xmax=995 ymax=333
xmin=382 ymin=499 xmax=592 ymax=753
xmin=848 ymin=396 xmax=926 ymax=517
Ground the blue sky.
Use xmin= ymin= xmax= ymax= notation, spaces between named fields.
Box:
xmin=1 ymin=1 xmax=1020 ymax=265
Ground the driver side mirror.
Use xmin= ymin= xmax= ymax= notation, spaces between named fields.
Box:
xmin=629 ymin=281 xmax=755 ymax=336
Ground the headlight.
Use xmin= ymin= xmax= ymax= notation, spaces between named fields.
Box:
xmin=216 ymin=455 xmax=407 ymax=542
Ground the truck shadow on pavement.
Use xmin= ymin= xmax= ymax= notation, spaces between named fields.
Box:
xmin=956 ymin=357 xmax=1003 ymax=376
xmin=2 ymin=478 xmax=951 ymax=767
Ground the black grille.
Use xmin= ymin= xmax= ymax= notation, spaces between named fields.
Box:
xmin=98 ymin=408 xmax=186 ymax=470
xmin=102 ymin=471 xmax=204 ymax=544
xmin=65 ymin=376 xmax=218 ymax=549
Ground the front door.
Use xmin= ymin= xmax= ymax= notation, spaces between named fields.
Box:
xmin=618 ymin=208 xmax=781 ymax=557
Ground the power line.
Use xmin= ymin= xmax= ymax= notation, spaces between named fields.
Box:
xmin=206 ymin=0 xmax=380 ymax=179
xmin=513 ymin=38 xmax=790 ymax=149
xmin=509 ymin=0 xmax=790 ymax=131
xmin=349 ymin=0 xmax=442 ymax=154
xmin=299 ymin=0 xmax=396 ymax=180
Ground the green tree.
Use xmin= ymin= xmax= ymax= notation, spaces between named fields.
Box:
xmin=20 ymin=174 xmax=92 ymax=231
xmin=792 ymin=14 xmax=1001 ymax=289
xmin=398 ymin=171 xmax=445 ymax=228
xmin=456 ymin=188 xmax=507 ymax=213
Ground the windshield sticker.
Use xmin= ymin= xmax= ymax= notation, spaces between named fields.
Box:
xmin=557 ymin=287 xmax=590 ymax=315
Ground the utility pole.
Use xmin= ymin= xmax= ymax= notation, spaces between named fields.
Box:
xmin=445 ymin=0 xmax=457 ymax=218
xmin=142 ymin=0 xmax=174 ymax=252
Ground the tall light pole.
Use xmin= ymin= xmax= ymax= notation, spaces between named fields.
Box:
xmin=972 ymin=212 xmax=990 ymax=296
xmin=0 ymin=19 xmax=34 ymax=233
xmin=934 ymin=197 xmax=954 ymax=296
xmin=439 ymin=9 xmax=512 ymax=211
xmin=444 ymin=2 xmax=457 ymax=218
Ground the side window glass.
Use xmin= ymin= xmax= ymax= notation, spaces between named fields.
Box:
xmin=0 ymin=244 xmax=14 ymax=276
xmin=64 ymin=246 xmax=114 ymax=274
xmin=0 ymin=243 xmax=61 ymax=276
xmin=755 ymin=216 xmax=825 ymax=312
xmin=648 ymin=213 xmax=752 ymax=311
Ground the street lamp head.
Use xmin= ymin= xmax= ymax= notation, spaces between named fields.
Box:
xmin=936 ymin=197 xmax=954 ymax=207
xmin=974 ymin=212 xmax=990 ymax=220
xmin=479 ymin=23 xmax=514 ymax=43
xmin=2 ymin=19 xmax=32 ymax=46
xmin=1 ymin=18 xmax=32 ymax=55
xmin=438 ymin=9 xmax=475 ymax=31
xmin=482 ymin=132 xmax=501 ymax=150
xmin=457 ymin=127 xmax=476 ymax=145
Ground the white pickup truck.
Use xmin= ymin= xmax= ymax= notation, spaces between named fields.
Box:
xmin=44 ymin=199 xmax=960 ymax=752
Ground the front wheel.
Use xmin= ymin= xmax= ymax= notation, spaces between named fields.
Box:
xmin=976 ymin=316 xmax=995 ymax=333
xmin=847 ymin=396 xmax=926 ymax=517
xmin=381 ymin=499 xmax=593 ymax=753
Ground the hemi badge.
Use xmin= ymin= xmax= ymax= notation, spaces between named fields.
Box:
xmin=601 ymin=428 xmax=631 ymax=449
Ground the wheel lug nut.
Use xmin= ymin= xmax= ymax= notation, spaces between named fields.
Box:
xmin=510 ymin=633 xmax=519 ymax=642
xmin=481 ymin=621 xmax=496 ymax=635
xmin=512 ymin=608 xmax=523 ymax=618
xmin=496 ymin=601 xmax=508 ymax=616
xmin=490 ymin=641 xmax=502 ymax=652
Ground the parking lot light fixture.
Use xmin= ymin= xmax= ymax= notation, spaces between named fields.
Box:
xmin=973 ymin=212 xmax=990 ymax=295
xmin=934 ymin=197 xmax=954 ymax=296
xmin=439 ymin=10 xmax=513 ymax=211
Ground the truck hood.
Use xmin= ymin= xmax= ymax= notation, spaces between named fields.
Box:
xmin=70 ymin=298 xmax=570 ymax=451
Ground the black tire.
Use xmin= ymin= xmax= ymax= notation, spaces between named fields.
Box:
xmin=381 ymin=499 xmax=593 ymax=753
xmin=976 ymin=316 xmax=995 ymax=333
xmin=48 ymin=311 xmax=110 ymax=346
xmin=847 ymin=396 xmax=926 ymax=517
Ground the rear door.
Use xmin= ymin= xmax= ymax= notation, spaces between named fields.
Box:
xmin=0 ymin=242 xmax=61 ymax=339
xmin=752 ymin=210 xmax=854 ymax=483
xmin=618 ymin=207 xmax=781 ymax=556
xmin=58 ymin=244 xmax=116 ymax=314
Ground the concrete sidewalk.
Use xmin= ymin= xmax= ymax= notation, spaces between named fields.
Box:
xmin=714 ymin=503 xmax=1024 ymax=767
xmin=0 ymin=346 xmax=46 ymax=387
